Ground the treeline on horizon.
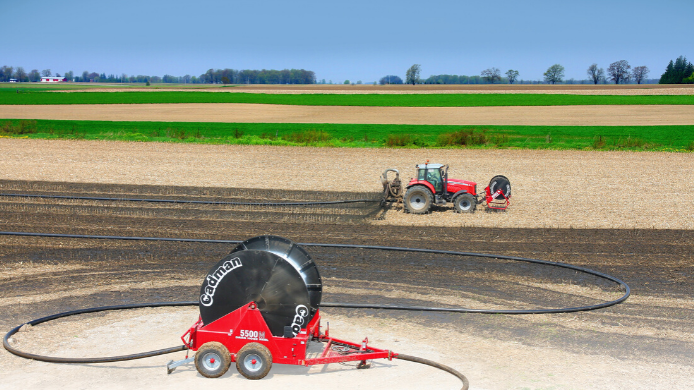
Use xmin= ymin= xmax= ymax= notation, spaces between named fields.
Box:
xmin=0 ymin=66 xmax=317 ymax=84
xmin=660 ymin=56 xmax=694 ymax=84
xmin=1 ymin=57 xmax=693 ymax=85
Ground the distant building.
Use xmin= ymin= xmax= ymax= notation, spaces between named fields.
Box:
xmin=41 ymin=76 xmax=66 ymax=83
xmin=9 ymin=78 xmax=18 ymax=83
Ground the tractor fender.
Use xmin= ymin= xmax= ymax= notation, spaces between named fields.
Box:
xmin=406 ymin=180 xmax=436 ymax=195
xmin=451 ymin=190 xmax=476 ymax=202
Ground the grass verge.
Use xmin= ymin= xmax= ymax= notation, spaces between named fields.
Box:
xmin=1 ymin=88 xmax=693 ymax=106
xmin=1 ymin=119 xmax=693 ymax=151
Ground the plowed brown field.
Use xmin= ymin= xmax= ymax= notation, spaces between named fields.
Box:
xmin=1 ymin=139 xmax=692 ymax=229
xmin=2 ymin=103 xmax=694 ymax=125
xmin=54 ymin=83 xmax=694 ymax=94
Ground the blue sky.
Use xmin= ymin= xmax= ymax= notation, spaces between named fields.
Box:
xmin=2 ymin=0 xmax=692 ymax=83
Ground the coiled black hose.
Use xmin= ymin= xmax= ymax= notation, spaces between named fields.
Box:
xmin=3 ymin=302 xmax=469 ymax=390
xmin=1 ymin=230 xmax=629 ymax=390
xmin=0 ymin=230 xmax=630 ymax=314
xmin=396 ymin=354 xmax=469 ymax=390
xmin=3 ymin=302 xmax=191 ymax=363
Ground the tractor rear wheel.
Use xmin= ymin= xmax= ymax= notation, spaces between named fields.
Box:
xmin=236 ymin=342 xmax=273 ymax=380
xmin=453 ymin=193 xmax=476 ymax=213
xmin=195 ymin=342 xmax=231 ymax=378
xmin=404 ymin=186 xmax=433 ymax=214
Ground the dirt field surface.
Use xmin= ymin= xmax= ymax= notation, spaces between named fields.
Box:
xmin=53 ymin=83 xmax=694 ymax=95
xmin=2 ymin=103 xmax=694 ymax=126
xmin=0 ymin=139 xmax=692 ymax=230
xmin=1 ymin=206 xmax=692 ymax=390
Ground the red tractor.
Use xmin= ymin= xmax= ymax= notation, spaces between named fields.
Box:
xmin=381 ymin=161 xmax=511 ymax=214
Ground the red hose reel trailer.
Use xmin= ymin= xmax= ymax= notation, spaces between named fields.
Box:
xmin=168 ymin=235 xmax=394 ymax=379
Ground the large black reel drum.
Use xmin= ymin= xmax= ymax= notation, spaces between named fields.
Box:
xmin=231 ymin=235 xmax=322 ymax=317
xmin=488 ymin=175 xmax=512 ymax=199
xmin=198 ymin=236 xmax=322 ymax=338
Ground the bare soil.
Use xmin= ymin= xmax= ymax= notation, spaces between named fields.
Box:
xmin=0 ymin=197 xmax=692 ymax=390
xmin=0 ymin=139 xmax=692 ymax=230
xmin=54 ymin=83 xmax=694 ymax=95
xmin=0 ymin=139 xmax=692 ymax=389
xmin=2 ymin=103 xmax=694 ymax=126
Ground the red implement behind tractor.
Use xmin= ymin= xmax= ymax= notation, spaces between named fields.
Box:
xmin=381 ymin=161 xmax=511 ymax=214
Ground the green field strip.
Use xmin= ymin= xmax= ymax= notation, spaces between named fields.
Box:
xmin=1 ymin=89 xmax=693 ymax=106
xmin=2 ymin=119 xmax=693 ymax=151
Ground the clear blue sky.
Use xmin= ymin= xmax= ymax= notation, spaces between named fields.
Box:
xmin=2 ymin=0 xmax=692 ymax=83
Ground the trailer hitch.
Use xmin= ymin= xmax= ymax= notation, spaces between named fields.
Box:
xmin=167 ymin=356 xmax=194 ymax=374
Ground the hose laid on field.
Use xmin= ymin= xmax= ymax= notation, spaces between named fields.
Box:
xmin=0 ymin=230 xmax=630 ymax=314
xmin=0 ymin=193 xmax=379 ymax=206
xmin=2 ymin=230 xmax=628 ymax=389
xmin=3 ymin=302 xmax=189 ymax=363
xmin=395 ymin=354 xmax=469 ymax=390
xmin=3 ymin=302 xmax=468 ymax=390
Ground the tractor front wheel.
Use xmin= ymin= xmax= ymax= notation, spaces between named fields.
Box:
xmin=236 ymin=342 xmax=273 ymax=380
xmin=404 ymin=186 xmax=433 ymax=214
xmin=453 ymin=193 xmax=476 ymax=213
xmin=195 ymin=342 xmax=231 ymax=378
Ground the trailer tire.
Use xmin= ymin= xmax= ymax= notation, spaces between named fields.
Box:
xmin=404 ymin=186 xmax=433 ymax=214
xmin=195 ymin=342 xmax=231 ymax=378
xmin=236 ymin=342 xmax=273 ymax=380
xmin=453 ymin=193 xmax=476 ymax=213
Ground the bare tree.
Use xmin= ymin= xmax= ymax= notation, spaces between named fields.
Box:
xmin=632 ymin=66 xmax=649 ymax=84
xmin=543 ymin=64 xmax=565 ymax=84
xmin=481 ymin=67 xmax=501 ymax=84
xmin=607 ymin=60 xmax=631 ymax=84
xmin=41 ymin=69 xmax=51 ymax=77
xmin=505 ymin=69 xmax=519 ymax=84
xmin=587 ymin=64 xmax=605 ymax=85
xmin=405 ymin=64 xmax=421 ymax=85
xmin=14 ymin=67 xmax=27 ymax=82
xmin=28 ymin=69 xmax=40 ymax=82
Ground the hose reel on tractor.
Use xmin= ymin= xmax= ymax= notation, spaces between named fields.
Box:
xmin=381 ymin=162 xmax=511 ymax=214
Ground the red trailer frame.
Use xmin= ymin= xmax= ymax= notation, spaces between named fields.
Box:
xmin=484 ymin=186 xmax=510 ymax=211
xmin=181 ymin=302 xmax=394 ymax=368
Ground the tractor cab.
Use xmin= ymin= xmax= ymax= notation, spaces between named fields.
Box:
xmin=414 ymin=163 xmax=448 ymax=194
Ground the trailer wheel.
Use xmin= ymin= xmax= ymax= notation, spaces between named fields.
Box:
xmin=195 ymin=342 xmax=231 ymax=378
xmin=453 ymin=193 xmax=476 ymax=213
xmin=404 ymin=186 xmax=433 ymax=214
xmin=236 ymin=342 xmax=272 ymax=380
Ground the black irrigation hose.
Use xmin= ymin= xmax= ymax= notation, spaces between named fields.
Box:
xmin=1 ymin=229 xmax=629 ymax=389
xmin=3 ymin=302 xmax=469 ymax=390
xmin=0 ymin=230 xmax=631 ymax=315
xmin=396 ymin=354 xmax=469 ymax=390
xmin=3 ymin=302 xmax=191 ymax=363
xmin=0 ymin=193 xmax=379 ymax=206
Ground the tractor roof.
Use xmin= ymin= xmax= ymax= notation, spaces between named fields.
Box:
xmin=416 ymin=163 xmax=444 ymax=169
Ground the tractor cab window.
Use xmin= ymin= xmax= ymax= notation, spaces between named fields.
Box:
xmin=417 ymin=169 xmax=426 ymax=181
xmin=420 ymin=168 xmax=442 ymax=192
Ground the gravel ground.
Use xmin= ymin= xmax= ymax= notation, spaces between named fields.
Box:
xmin=0 ymin=139 xmax=692 ymax=230
xmin=2 ymin=104 xmax=694 ymax=126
